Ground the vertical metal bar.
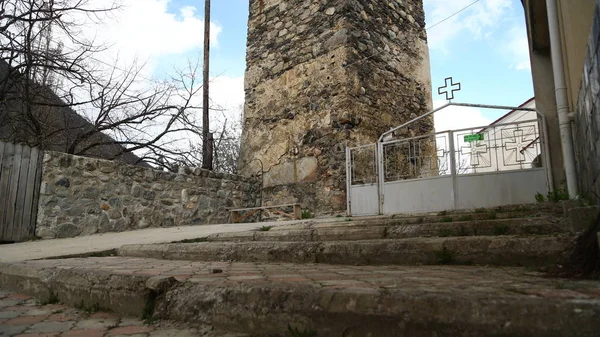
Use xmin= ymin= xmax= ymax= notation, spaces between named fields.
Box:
xmin=377 ymin=142 xmax=385 ymax=215
xmin=345 ymin=146 xmax=352 ymax=216
xmin=448 ymin=130 xmax=458 ymax=209
xmin=538 ymin=112 xmax=554 ymax=192
xmin=493 ymin=125 xmax=500 ymax=172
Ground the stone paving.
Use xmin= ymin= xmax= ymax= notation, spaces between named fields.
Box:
xmin=12 ymin=257 xmax=600 ymax=299
xmin=0 ymin=216 xmax=368 ymax=263
xmin=0 ymin=290 xmax=213 ymax=337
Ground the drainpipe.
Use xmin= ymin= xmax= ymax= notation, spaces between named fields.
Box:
xmin=545 ymin=0 xmax=579 ymax=197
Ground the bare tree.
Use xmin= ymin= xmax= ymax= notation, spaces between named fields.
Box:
xmin=0 ymin=0 xmax=222 ymax=169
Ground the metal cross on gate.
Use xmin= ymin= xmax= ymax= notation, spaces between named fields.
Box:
xmin=438 ymin=77 xmax=461 ymax=101
xmin=504 ymin=129 xmax=528 ymax=163
xmin=461 ymin=141 xmax=488 ymax=166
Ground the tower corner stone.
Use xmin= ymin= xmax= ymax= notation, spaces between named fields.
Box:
xmin=239 ymin=0 xmax=434 ymax=215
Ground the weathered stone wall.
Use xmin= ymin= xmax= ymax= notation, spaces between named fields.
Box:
xmin=239 ymin=0 xmax=434 ymax=215
xmin=36 ymin=151 xmax=260 ymax=239
xmin=573 ymin=2 xmax=600 ymax=203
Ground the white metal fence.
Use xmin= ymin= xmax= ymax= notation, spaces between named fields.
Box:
xmin=346 ymin=103 xmax=552 ymax=216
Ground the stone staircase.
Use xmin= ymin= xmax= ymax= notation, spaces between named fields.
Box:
xmin=2 ymin=203 xmax=600 ymax=337
xmin=119 ymin=203 xmax=572 ymax=267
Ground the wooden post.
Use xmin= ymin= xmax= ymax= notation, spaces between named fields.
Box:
xmin=231 ymin=210 xmax=240 ymax=223
xmin=201 ymin=0 xmax=213 ymax=170
xmin=293 ymin=204 xmax=302 ymax=220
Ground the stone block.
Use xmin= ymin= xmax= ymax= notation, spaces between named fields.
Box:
xmin=568 ymin=206 xmax=600 ymax=231
xmin=145 ymin=276 xmax=178 ymax=292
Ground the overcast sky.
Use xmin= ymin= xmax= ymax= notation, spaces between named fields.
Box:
xmin=81 ymin=0 xmax=535 ymax=134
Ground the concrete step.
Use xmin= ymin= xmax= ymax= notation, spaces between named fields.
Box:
xmin=119 ymin=234 xmax=573 ymax=267
xmin=434 ymin=202 xmax=566 ymax=216
xmin=0 ymin=290 xmax=237 ymax=337
xmin=1 ymin=257 xmax=599 ymax=337
xmin=301 ymin=204 xmax=566 ymax=228
xmin=207 ymin=217 xmax=568 ymax=242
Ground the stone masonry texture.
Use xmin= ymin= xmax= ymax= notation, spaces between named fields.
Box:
xmin=36 ymin=151 xmax=260 ymax=239
xmin=574 ymin=2 xmax=600 ymax=203
xmin=239 ymin=0 xmax=434 ymax=215
xmin=0 ymin=290 xmax=226 ymax=337
xmin=2 ymin=258 xmax=600 ymax=336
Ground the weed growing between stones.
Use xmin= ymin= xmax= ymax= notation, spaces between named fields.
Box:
xmin=415 ymin=217 xmax=425 ymax=224
xmin=38 ymin=290 xmax=60 ymax=305
xmin=76 ymin=300 xmax=101 ymax=314
xmin=458 ymin=215 xmax=473 ymax=222
xmin=487 ymin=211 xmax=497 ymax=220
xmin=287 ymin=324 xmax=316 ymax=337
xmin=493 ymin=225 xmax=510 ymax=236
xmin=474 ymin=208 xmax=486 ymax=213
xmin=535 ymin=187 xmax=570 ymax=203
xmin=438 ymin=229 xmax=452 ymax=237
xmin=259 ymin=226 xmax=274 ymax=231
xmin=301 ymin=209 xmax=315 ymax=219
xmin=535 ymin=192 xmax=545 ymax=203
xmin=171 ymin=237 xmax=208 ymax=244
xmin=457 ymin=226 xmax=469 ymax=236
xmin=434 ymin=247 xmax=455 ymax=265
xmin=45 ymin=249 xmax=118 ymax=260
xmin=441 ymin=216 xmax=453 ymax=223
xmin=142 ymin=291 xmax=157 ymax=324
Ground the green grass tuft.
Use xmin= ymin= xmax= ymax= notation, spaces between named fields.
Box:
xmin=301 ymin=209 xmax=314 ymax=219
xmin=458 ymin=215 xmax=474 ymax=222
xmin=38 ymin=291 xmax=60 ymax=306
xmin=493 ymin=225 xmax=510 ymax=235
xmin=171 ymin=237 xmax=208 ymax=244
xmin=287 ymin=325 xmax=316 ymax=337
xmin=457 ymin=225 xmax=470 ymax=236
xmin=434 ymin=247 xmax=455 ymax=265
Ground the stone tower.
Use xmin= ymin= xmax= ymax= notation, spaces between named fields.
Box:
xmin=239 ymin=0 xmax=434 ymax=214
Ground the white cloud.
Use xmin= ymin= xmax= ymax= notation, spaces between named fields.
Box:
xmin=206 ymin=76 xmax=245 ymax=136
xmin=424 ymin=0 xmax=532 ymax=72
xmin=424 ymin=0 xmax=513 ymax=52
xmin=209 ymin=76 xmax=245 ymax=113
xmin=505 ymin=26 xmax=531 ymax=71
xmin=424 ymin=0 xmax=513 ymax=53
xmin=60 ymin=0 xmax=221 ymax=77
xmin=433 ymin=100 xmax=493 ymax=132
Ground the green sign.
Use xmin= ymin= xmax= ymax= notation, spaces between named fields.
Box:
xmin=464 ymin=133 xmax=484 ymax=142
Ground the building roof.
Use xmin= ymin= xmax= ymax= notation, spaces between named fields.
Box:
xmin=478 ymin=97 xmax=535 ymax=133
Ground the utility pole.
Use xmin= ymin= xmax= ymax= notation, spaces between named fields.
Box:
xmin=202 ymin=0 xmax=213 ymax=170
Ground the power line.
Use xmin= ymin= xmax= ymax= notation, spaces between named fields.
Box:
xmin=343 ymin=0 xmax=482 ymax=70
xmin=427 ymin=0 xmax=481 ymax=30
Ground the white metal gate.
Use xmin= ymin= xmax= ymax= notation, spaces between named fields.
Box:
xmin=345 ymin=144 xmax=379 ymax=216
xmin=346 ymin=103 xmax=552 ymax=216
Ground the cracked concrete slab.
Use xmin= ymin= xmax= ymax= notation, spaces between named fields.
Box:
xmin=1 ymin=257 xmax=599 ymax=337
